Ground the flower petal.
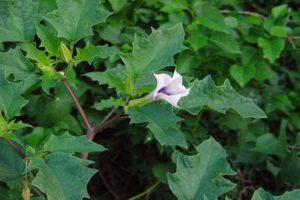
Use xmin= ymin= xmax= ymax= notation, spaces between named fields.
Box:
xmin=156 ymin=93 xmax=182 ymax=107
xmin=151 ymin=73 xmax=172 ymax=99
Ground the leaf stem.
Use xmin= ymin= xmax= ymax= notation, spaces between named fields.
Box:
xmin=127 ymin=181 xmax=160 ymax=200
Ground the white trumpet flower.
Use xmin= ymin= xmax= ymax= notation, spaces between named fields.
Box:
xmin=149 ymin=71 xmax=190 ymax=107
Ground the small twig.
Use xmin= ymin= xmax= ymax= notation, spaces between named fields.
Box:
xmin=87 ymin=108 xmax=116 ymax=140
xmin=94 ymin=111 xmax=123 ymax=134
xmin=221 ymin=9 xmax=266 ymax=19
xmin=98 ymin=172 xmax=122 ymax=200
xmin=127 ymin=181 xmax=160 ymax=200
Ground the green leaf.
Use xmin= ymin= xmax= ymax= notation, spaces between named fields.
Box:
xmin=241 ymin=46 xmax=261 ymax=67
xmin=196 ymin=3 xmax=228 ymax=33
xmin=0 ymin=71 xmax=28 ymax=118
xmin=34 ymin=0 xmax=57 ymax=14
xmin=76 ymin=43 xmax=119 ymax=65
xmin=187 ymin=24 xmax=208 ymax=51
xmin=271 ymin=26 xmax=288 ymax=38
xmin=159 ymin=0 xmax=189 ymax=13
xmin=224 ymin=16 xmax=238 ymax=28
xmin=93 ymin=97 xmax=123 ymax=111
xmin=0 ymin=139 xmax=25 ymax=182
xmin=258 ymin=37 xmax=285 ymax=63
xmin=229 ymin=65 xmax=256 ymax=87
xmin=60 ymin=43 xmax=72 ymax=63
xmin=108 ymin=0 xmax=127 ymax=12
xmin=251 ymin=188 xmax=300 ymax=200
xmin=85 ymin=65 xmax=126 ymax=92
xmin=0 ymin=49 xmax=39 ymax=93
xmin=20 ymin=43 xmax=59 ymax=93
xmin=271 ymin=5 xmax=288 ymax=19
xmin=210 ymin=32 xmax=241 ymax=54
xmin=122 ymin=23 xmax=185 ymax=78
xmin=36 ymin=23 xmax=61 ymax=56
xmin=252 ymin=133 xmax=285 ymax=157
xmin=127 ymin=103 xmax=187 ymax=148
xmin=0 ymin=0 xmax=38 ymax=42
xmin=179 ymin=76 xmax=266 ymax=118
xmin=28 ymin=153 xmax=97 ymax=200
xmin=43 ymin=0 xmax=111 ymax=43
xmin=0 ymin=113 xmax=29 ymax=143
xmin=168 ymin=137 xmax=236 ymax=200
xmin=43 ymin=131 xmax=106 ymax=153
xmin=20 ymin=43 xmax=51 ymax=69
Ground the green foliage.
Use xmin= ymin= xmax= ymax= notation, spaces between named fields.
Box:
xmin=251 ymin=188 xmax=300 ymax=200
xmin=0 ymin=140 xmax=24 ymax=182
xmin=123 ymin=24 xmax=185 ymax=77
xmin=76 ymin=44 xmax=119 ymax=65
xmin=36 ymin=23 xmax=61 ymax=56
xmin=43 ymin=0 xmax=110 ymax=43
xmin=0 ymin=0 xmax=38 ymax=42
xmin=27 ymin=153 xmax=96 ymax=200
xmin=179 ymin=76 xmax=266 ymax=118
xmin=43 ymin=131 xmax=106 ymax=153
xmin=0 ymin=71 xmax=28 ymax=118
xmin=0 ymin=0 xmax=299 ymax=199
xmin=0 ymin=49 xmax=38 ymax=93
xmin=196 ymin=3 xmax=228 ymax=33
xmin=168 ymin=137 xmax=236 ymax=200
xmin=258 ymin=37 xmax=285 ymax=63
xmin=93 ymin=97 xmax=123 ymax=111
xmin=127 ymin=103 xmax=187 ymax=148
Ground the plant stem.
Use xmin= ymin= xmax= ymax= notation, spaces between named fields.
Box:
xmin=5 ymin=139 xmax=26 ymax=158
xmin=61 ymin=78 xmax=93 ymax=132
xmin=4 ymin=139 xmax=44 ymax=197
xmin=128 ymin=181 xmax=160 ymax=200
xmin=94 ymin=111 xmax=123 ymax=134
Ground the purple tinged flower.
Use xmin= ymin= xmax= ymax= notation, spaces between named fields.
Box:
xmin=149 ymin=70 xmax=190 ymax=107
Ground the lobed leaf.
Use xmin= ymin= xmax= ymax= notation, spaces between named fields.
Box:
xmin=251 ymin=188 xmax=300 ymax=200
xmin=168 ymin=137 xmax=236 ymax=200
xmin=76 ymin=43 xmax=119 ymax=65
xmin=85 ymin=65 xmax=126 ymax=92
xmin=0 ymin=71 xmax=28 ymax=118
xmin=0 ymin=0 xmax=38 ymax=42
xmin=28 ymin=153 xmax=97 ymax=200
xmin=0 ymin=49 xmax=39 ymax=93
xmin=179 ymin=76 xmax=266 ymax=118
xmin=43 ymin=131 xmax=106 ymax=153
xmin=127 ymin=103 xmax=187 ymax=148
xmin=43 ymin=0 xmax=111 ymax=43
xmin=122 ymin=23 xmax=185 ymax=78
xmin=93 ymin=97 xmax=124 ymax=111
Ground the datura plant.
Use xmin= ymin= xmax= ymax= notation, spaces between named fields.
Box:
xmin=0 ymin=0 xmax=299 ymax=200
